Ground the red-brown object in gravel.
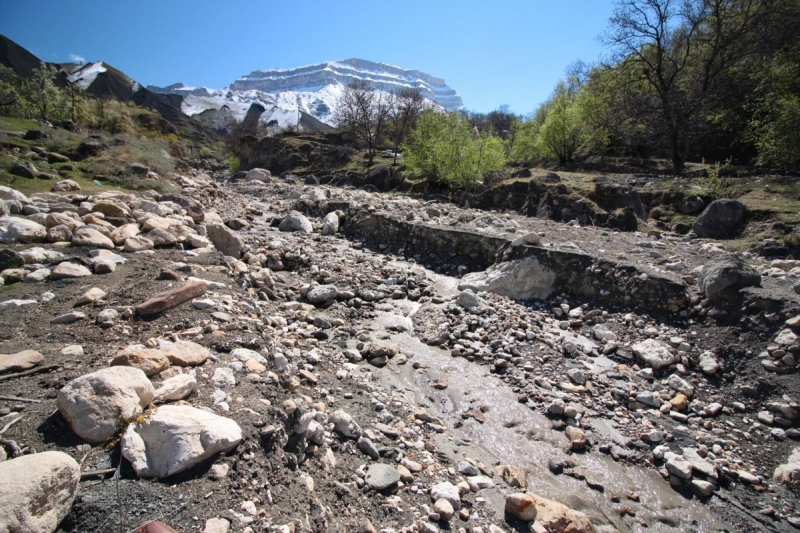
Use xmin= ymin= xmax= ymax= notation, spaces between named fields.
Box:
xmin=134 ymin=520 xmax=180 ymax=533
xmin=135 ymin=281 xmax=206 ymax=316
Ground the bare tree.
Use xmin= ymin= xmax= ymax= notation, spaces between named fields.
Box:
xmin=604 ymin=0 xmax=776 ymax=173
xmin=334 ymin=80 xmax=392 ymax=166
xmin=388 ymin=87 xmax=424 ymax=165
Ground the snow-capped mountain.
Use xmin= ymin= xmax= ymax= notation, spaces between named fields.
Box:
xmin=148 ymin=59 xmax=463 ymax=129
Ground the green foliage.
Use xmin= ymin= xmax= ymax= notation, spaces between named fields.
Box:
xmin=227 ymin=153 xmax=240 ymax=172
xmin=694 ymin=159 xmax=730 ymax=200
xmin=746 ymin=49 xmax=800 ymax=169
xmin=403 ymin=111 xmax=505 ymax=190
xmin=536 ymin=80 xmax=584 ymax=165
xmin=87 ymin=135 xmax=176 ymax=178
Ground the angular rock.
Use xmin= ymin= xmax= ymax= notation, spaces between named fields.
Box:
xmin=632 ymin=339 xmax=679 ymax=369
xmin=430 ymin=482 xmax=461 ymax=510
xmin=121 ymin=404 xmax=242 ymax=478
xmin=0 ymin=451 xmax=80 ymax=533
xmin=135 ymin=281 xmax=207 ymax=316
xmin=154 ymin=374 xmax=197 ymax=402
xmin=774 ymin=447 xmax=800 ymax=487
xmin=459 ymin=256 xmax=557 ymax=300
xmin=205 ymin=223 xmax=244 ymax=258
xmin=699 ymin=254 xmax=761 ymax=301
xmin=505 ymin=493 xmax=537 ymax=521
xmin=364 ymin=463 xmax=400 ymax=490
xmin=57 ymin=366 xmax=155 ymax=443
xmin=526 ymin=493 xmax=595 ymax=533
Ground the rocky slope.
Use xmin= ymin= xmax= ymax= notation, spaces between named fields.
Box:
xmin=1 ymin=140 xmax=800 ymax=532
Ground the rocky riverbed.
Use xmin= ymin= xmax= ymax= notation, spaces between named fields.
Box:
xmin=1 ymin=167 xmax=800 ymax=533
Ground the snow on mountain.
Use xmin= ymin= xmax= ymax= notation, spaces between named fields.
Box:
xmin=149 ymin=58 xmax=463 ymax=129
xmin=67 ymin=61 xmax=108 ymax=90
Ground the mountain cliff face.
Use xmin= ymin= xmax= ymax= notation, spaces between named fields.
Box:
xmin=230 ymin=59 xmax=463 ymax=111
xmin=148 ymin=58 xmax=463 ymax=129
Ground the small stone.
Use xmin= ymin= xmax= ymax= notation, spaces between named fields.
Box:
xmin=364 ymin=464 xmax=400 ymax=490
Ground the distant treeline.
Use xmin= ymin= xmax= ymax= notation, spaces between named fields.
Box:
xmin=473 ymin=0 xmax=800 ymax=173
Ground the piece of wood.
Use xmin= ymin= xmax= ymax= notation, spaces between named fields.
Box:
xmin=135 ymin=281 xmax=207 ymax=316
xmin=0 ymin=417 xmax=21 ymax=435
xmin=0 ymin=395 xmax=42 ymax=403
xmin=0 ymin=364 xmax=61 ymax=382
xmin=80 ymin=468 xmax=117 ymax=480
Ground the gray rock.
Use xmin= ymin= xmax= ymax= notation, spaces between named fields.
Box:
xmin=307 ymin=284 xmax=338 ymax=304
xmin=321 ymin=211 xmax=339 ymax=236
xmin=206 ymin=223 xmax=244 ymax=258
xmin=693 ymin=199 xmax=746 ymax=238
xmin=459 ymin=256 xmax=557 ymax=300
xmin=51 ymin=312 xmax=86 ymax=324
xmin=0 ymin=216 xmax=47 ymax=243
xmin=364 ymin=463 xmax=400 ymax=490
xmin=358 ymin=437 xmax=380 ymax=459
xmin=457 ymin=460 xmax=479 ymax=476
xmin=279 ymin=211 xmax=313 ymax=233
xmin=699 ymin=253 xmax=761 ymax=301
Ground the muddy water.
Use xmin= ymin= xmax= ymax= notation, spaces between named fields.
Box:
xmin=369 ymin=266 xmax=730 ymax=533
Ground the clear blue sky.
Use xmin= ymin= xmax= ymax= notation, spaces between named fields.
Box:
xmin=0 ymin=0 xmax=615 ymax=114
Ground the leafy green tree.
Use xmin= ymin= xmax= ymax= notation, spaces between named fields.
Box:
xmin=0 ymin=65 xmax=20 ymax=114
xmin=403 ymin=111 xmax=505 ymax=190
xmin=536 ymin=80 xmax=585 ymax=165
xmin=20 ymin=64 xmax=66 ymax=121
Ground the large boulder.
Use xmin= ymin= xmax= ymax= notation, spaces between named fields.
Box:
xmin=593 ymin=179 xmax=647 ymax=220
xmin=0 ymin=186 xmax=29 ymax=202
xmin=699 ymin=253 xmax=761 ymax=302
xmin=246 ymin=168 xmax=271 ymax=183
xmin=57 ymin=366 xmax=155 ymax=443
xmin=459 ymin=257 xmax=557 ymax=300
xmin=693 ymin=199 xmax=746 ymax=239
xmin=121 ymin=404 xmax=242 ymax=478
xmin=0 ymin=451 xmax=80 ymax=533
xmin=279 ymin=211 xmax=313 ymax=233
xmin=0 ymin=216 xmax=47 ymax=243
xmin=205 ymin=223 xmax=244 ymax=258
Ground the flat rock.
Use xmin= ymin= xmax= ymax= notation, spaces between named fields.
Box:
xmin=160 ymin=340 xmax=210 ymax=366
xmin=205 ymin=223 xmax=244 ymax=258
xmin=72 ymin=227 xmax=114 ymax=249
xmin=111 ymin=347 xmax=171 ymax=376
xmin=364 ymin=464 xmax=400 ymax=490
xmin=75 ymin=287 xmax=106 ymax=306
xmin=0 ymin=216 xmax=47 ymax=243
xmin=50 ymin=311 xmax=86 ymax=324
xmin=0 ymin=349 xmax=43 ymax=374
xmin=51 ymin=262 xmax=92 ymax=280
xmin=154 ymin=373 xmax=197 ymax=402
xmin=121 ymin=404 xmax=242 ymax=478
xmin=57 ymin=366 xmax=155 ymax=443
xmin=0 ymin=451 xmax=80 ymax=533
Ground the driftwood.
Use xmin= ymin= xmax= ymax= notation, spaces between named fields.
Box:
xmin=0 ymin=395 xmax=42 ymax=403
xmin=0 ymin=364 xmax=61 ymax=382
xmin=135 ymin=281 xmax=207 ymax=316
xmin=80 ymin=467 xmax=117 ymax=480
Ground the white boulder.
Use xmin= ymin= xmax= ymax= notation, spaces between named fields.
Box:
xmin=121 ymin=404 xmax=242 ymax=478
xmin=57 ymin=366 xmax=155 ymax=443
